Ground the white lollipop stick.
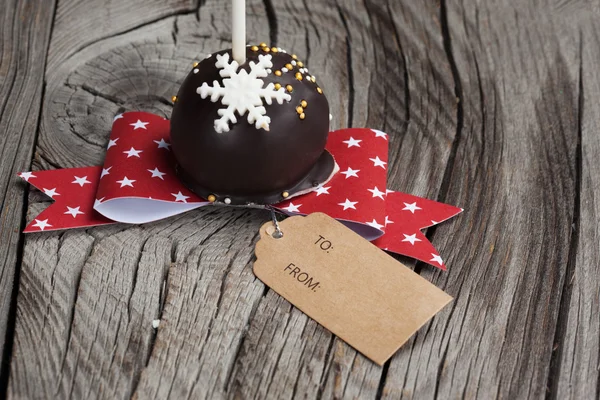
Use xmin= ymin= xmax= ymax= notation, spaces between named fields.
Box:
xmin=232 ymin=0 xmax=246 ymax=64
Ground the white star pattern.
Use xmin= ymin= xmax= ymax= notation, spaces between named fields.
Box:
xmin=64 ymin=206 xmax=84 ymax=218
xmin=315 ymin=186 xmax=331 ymax=196
xmin=283 ymin=202 xmax=302 ymax=213
xmin=101 ymin=167 xmax=111 ymax=178
xmin=13 ymin=112 xmax=459 ymax=269
xmin=402 ymin=233 xmax=422 ymax=245
xmin=341 ymin=167 xmax=360 ymax=179
xmin=123 ymin=147 xmax=143 ymax=158
xmin=19 ymin=172 xmax=36 ymax=181
xmin=430 ymin=254 xmax=444 ymax=266
xmin=43 ymin=188 xmax=59 ymax=198
xmin=148 ymin=168 xmax=166 ymax=180
xmin=130 ymin=120 xmax=149 ymax=130
xmin=368 ymin=186 xmax=386 ymax=200
xmin=342 ymin=137 xmax=362 ymax=148
xmin=369 ymin=156 xmax=387 ymax=169
xmin=107 ymin=138 xmax=118 ymax=149
xmin=172 ymin=192 xmax=190 ymax=202
xmin=197 ymin=53 xmax=291 ymax=133
xmin=16 ymin=110 xmax=457 ymax=268
xmin=373 ymin=129 xmax=388 ymax=140
xmin=338 ymin=199 xmax=358 ymax=210
xmin=116 ymin=177 xmax=136 ymax=188
xmin=32 ymin=219 xmax=52 ymax=231
xmin=154 ymin=139 xmax=171 ymax=150
xmin=402 ymin=202 xmax=422 ymax=213
xmin=113 ymin=114 xmax=124 ymax=122
xmin=72 ymin=176 xmax=91 ymax=187
xmin=366 ymin=219 xmax=384 ymax=230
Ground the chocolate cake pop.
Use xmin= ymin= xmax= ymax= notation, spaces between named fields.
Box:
xmin=170 ymin=44 xmax=335 ymax=205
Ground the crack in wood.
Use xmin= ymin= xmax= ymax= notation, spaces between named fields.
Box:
xmin=545 ymin=32 xmax=584 ymax=400
xmin=409 ymin=0 xmax=465 ymax=277
xmin=437 ymin=0 xmax=464 ymax=202
xmin=315 ymin=335 xmax=335 ymax=400
xmin=335 ymin=2 xmax=355 ymax=128
xmin=263 ymin=0 xmax=278 ymax=46
xmin=387 ymin=1 xmax=410 ymax=133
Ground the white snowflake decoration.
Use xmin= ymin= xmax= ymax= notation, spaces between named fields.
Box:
xmin=197 ymin=53 xmax=292 ymax=133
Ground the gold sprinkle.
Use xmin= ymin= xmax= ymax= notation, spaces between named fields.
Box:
xmin=275 ymin=70 xmax=282 ymax=76
xmin=292 ymin=54 xmax=298 ymax=60
xmin=311 ymin=76 xmax=316 ymax=83
xmin=263 ymin=47 xmax=270 ymax=52
xmin=299 ymin=113 xmax=306 ymax=120
xmin=274 ymin=83 xmax=282 ymax=90
xmin=207 ymin=194 xmax=216 ymax=203
xmin=301 ymin=100 xmax=308 ymax=108
xmin=260 ymin=42 xmax=268 ymax=47
xmin=317 ymin=87 xmax=323 ymax=94
xmin=193 ymin=62 xmax=199 ymax=67
xmin=271 ymin=47 xmax=279 ymax=53
xmin=171 ymin=96 xmax=178 ymax=102
xmin=295 ymin=72 xmax=303 ymax=81
xmin=286 ymin=85 xmax=294 ymax=93
xmin=282 ymin=191 xmax=290 ymax=198
xmin=285 ymin=63 xmax=293 ymax=70
xmin=251 ymin=45 xmax=259 ymax=51
xmin=297 ymin=61 xmax=304 ymax=68
xmin=296 ymin=106 xmax=304 ymax=114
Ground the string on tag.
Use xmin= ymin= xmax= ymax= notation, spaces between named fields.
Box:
xmin=269 ymin=207 xmax=284 ymax=239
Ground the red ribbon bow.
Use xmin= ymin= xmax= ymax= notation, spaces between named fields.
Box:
xmin=19 ymin=112 xmax=462 ymax=269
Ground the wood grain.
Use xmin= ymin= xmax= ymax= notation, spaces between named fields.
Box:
xmin=0 ymin=0 xmax=56 ymax=383
xmin=46 ymin=0 xmax=198 ymax=76
xmin=4 ymin=0 xmax=600 ymax=398
xmin=382 ymin=1 xmax=582 ymax=398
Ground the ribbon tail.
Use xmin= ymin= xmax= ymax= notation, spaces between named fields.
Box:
xmin=19 ymin=167 xmax=115 ymax=232
xmin=372 ymin=191 xmax=463 ymax=270
xmin=19 ymin=165 xmax=211 ymax=232
xmin=374 ymin=230 xmax=447 ymax=271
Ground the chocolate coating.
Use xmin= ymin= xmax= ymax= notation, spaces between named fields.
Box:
xmin=171 ymin=47 xmax=333 ymax=205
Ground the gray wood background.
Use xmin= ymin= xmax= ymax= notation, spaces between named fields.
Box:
xmin=0 ymin=0 xmax=598 ymax=398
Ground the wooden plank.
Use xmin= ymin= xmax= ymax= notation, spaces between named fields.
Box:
xmin=6 ymin=0 xmax=230 ymax=397
xmin=554 ymin=18 xmax=600 ymax=400
xmin=0 ymin=0 xmax=57 ymax=382
xmin=382 ymin=1 xmax=582 ymax=398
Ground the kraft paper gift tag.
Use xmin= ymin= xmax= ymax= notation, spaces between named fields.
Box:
xmin=254 ymin=212 xmax=452 ymax=365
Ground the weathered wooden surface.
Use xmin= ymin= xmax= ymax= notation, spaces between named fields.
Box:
xmin=1 ymin=0 xmax=598 ymax=398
